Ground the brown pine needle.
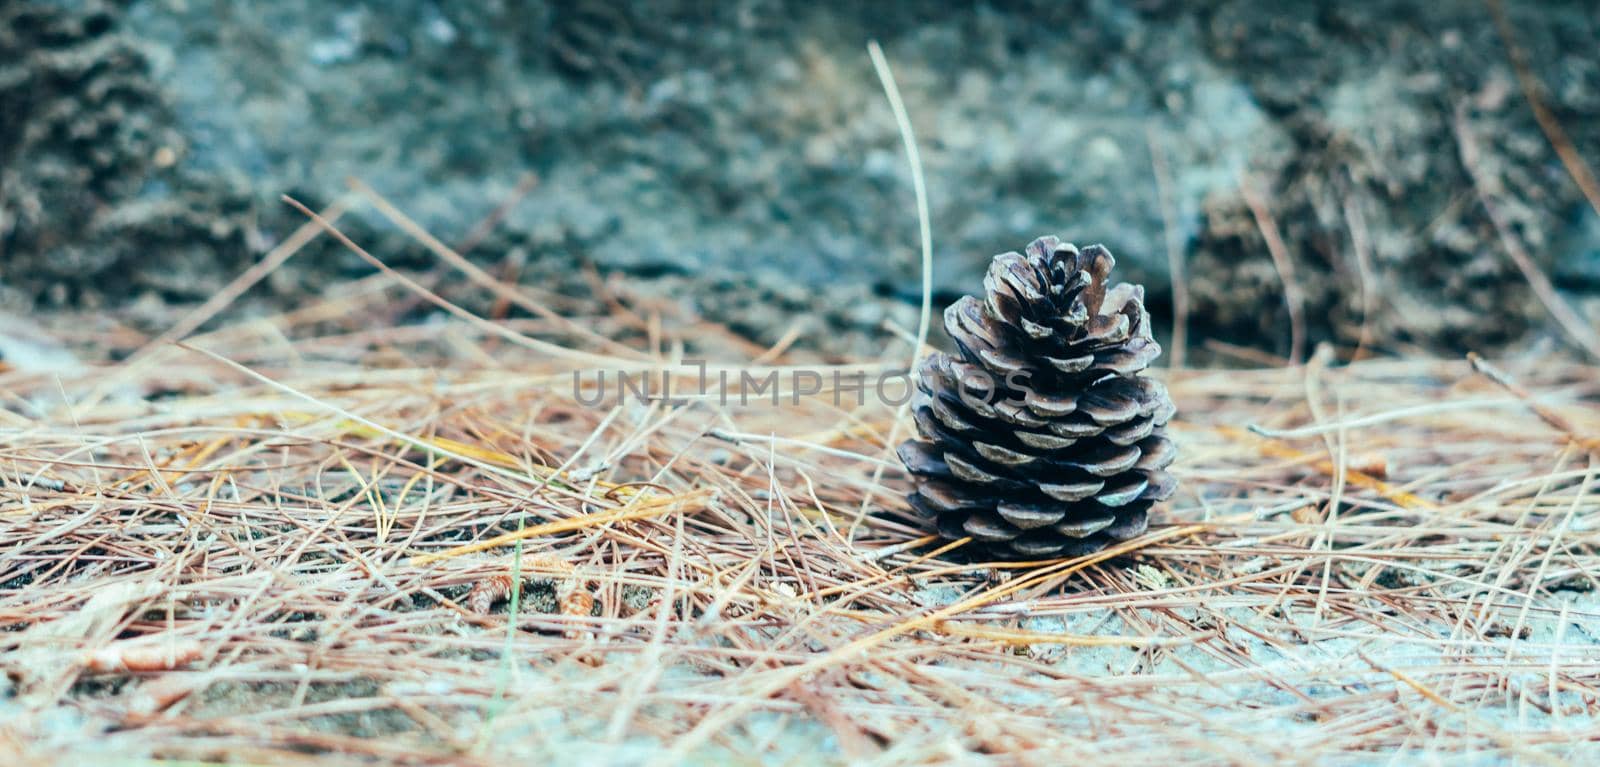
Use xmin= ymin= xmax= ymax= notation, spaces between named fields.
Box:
xmin=1223 ymin=424 xmax=1438 ymax=511
xmin=410 ymin=489 xmax=714 ymax=566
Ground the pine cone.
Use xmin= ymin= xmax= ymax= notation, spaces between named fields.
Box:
xmin=897 ymin=237 xmax=1177 ymax=559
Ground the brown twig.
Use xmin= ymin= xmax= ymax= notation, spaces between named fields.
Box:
xmin=1487 ymin=0 xmax=1600 ymax=219
xmin=1240 ymin=176 xmax=1307 ymax=366
xmin=1148 ymin=125 xmax=1188 ymax=369
xmin=1453 ymin=107 xmax=1600 ymax=361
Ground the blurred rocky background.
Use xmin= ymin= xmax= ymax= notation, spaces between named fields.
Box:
xmin=2 ymin=0 xmax=1598 ymax=361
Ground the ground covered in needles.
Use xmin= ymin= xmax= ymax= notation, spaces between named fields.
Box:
xmin=3 ymin=240 xmax=1600 ymax=764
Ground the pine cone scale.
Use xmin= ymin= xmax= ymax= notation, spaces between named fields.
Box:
xmin=994 ymin=502 xmax=1068 ymax=529
xmin=1096 ymin=476 xmax=1148 ymax=507
xmin=1053 ymin=511 xmax=1117 ymax=538
xmin=1039 ymin=478 xmax=1103 ymax=502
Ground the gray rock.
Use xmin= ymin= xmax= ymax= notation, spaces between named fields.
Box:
xmin=3 ymin=0 xmax=1598 ymax=359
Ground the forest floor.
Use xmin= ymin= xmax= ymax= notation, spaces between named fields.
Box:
xmin=2 ymin=226 xmax=1599 ymax=764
